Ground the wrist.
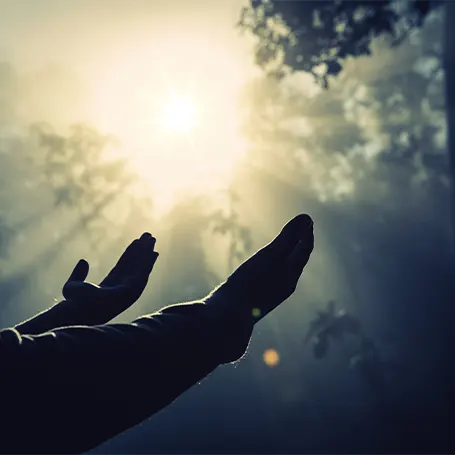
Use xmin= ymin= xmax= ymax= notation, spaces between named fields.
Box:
xmin=204 ymin=282 xmax=261 ymax=324
xmin=201 ymin=284 xmax=255 ymax=363
xmin=15 ymin=302 xmax=63 ymax=335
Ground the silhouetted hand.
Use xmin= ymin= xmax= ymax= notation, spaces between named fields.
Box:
xmin=219 ymin=214 xmax=314 ymax=319
xmin=14 ymin=233 xmax=159 ymax=335
xmin=60 ymin=232 xmax=159 ymax=325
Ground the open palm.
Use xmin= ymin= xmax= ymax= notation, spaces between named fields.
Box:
xmin=219 ymin=214 xmax=314 ymax=319
xmin=60 ymin=232 xmax=158 ymax=326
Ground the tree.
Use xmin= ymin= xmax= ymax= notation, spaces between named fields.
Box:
xmin=240 ymin=33 xmax=447 ymax=202
xmin=239 ymin=3 xmax=454 ymax=450
xmin=239 ymin=1 xmax=441 ymax=86
xmin=239 ymin=0 xmax=455 ymax=237
xmin=30 ymin=123 xmax=134 ymax=250
xmin=209 ymin=188 xmax=253 ymax=272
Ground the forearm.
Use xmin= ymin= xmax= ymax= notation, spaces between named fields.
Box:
xmin=14 ymin=300 xmax=75 ymax=335
xmin=0 ymin=289 xmax=254 ymax=454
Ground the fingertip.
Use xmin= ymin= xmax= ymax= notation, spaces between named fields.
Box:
xmin=280 ymin=213 xmax=312 ymax=235
xmin=294 ymin=214 xmax=313 ymax=244
xmin=271 ymin=214 xmax=312 ymax=255
xmin=294 ymin=213 xmax=313 ymax=229
xmin=139 ymin=233 xmax=157 ymax=251
xmin=78 ymin=258 xmax=89 ymax=268
xmin=68 ymin=259 xmax=89 ymax=282
xmin=78 ymin=259 xmax=90 ymax=275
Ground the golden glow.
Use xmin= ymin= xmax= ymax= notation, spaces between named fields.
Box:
xmin=90 ymin=35 xmax=258 ymax=216
xmin=0 ymin=1 xmax=260 ymax=217
xmin=263 ymin=349 xmax=280 ymax=367
xmin=161 ymin=96 xmax=197 ymax=133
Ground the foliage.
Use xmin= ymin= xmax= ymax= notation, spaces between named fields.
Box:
xmin=239 ymin=0 xmax=442 ymax=87
xmin=240 ymin=10 xmax=447 ymax=199
xmin=29 ymin=123 xmax=135 ymax=247
xmin=209 ymin=188 xmax=253 ymax=270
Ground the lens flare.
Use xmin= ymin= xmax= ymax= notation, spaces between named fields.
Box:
xmin=263 ymin=348 xmax=280 ymax=367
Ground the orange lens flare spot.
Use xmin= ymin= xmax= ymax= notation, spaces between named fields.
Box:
xmin=263 ymin=348 xmax=280 ymax=367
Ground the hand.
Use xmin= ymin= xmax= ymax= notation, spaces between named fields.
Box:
xmin=219 ymin=214 xmax=314 ymax=319
xmin=14 ymin=233 xmax=158 ymax=335
xmin=61 ymin=232 xmax=159 ymax=326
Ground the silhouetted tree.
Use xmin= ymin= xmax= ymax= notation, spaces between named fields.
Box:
xmin=209 ymin=188 xmax=253 ymax=271
xmin=239 ymin=0 xmax=454 ymax=241
xmin=239 ymin=1 xmax=441 ymax=86
xmin=240 ymin=10 xmax=447 ymax=198
xmin=31 ymin=123 xmax=134 ymax=249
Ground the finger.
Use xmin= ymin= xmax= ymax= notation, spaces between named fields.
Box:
xmin=228 ymin=215 xmax=312 ymax=281
xmin=115 ymin=238 xmax=142 ymax=269
xmin=140 ymin=232 xmax=156 ymax=253
xmin=100 ymin=238 xmax=141 ymax=286
xmin=134 ymin=234 xmax=158 ymax=273
xmin=288 ymin=223 xmax=314 ymax=276
xmin=141 ymin=250 xmax=159 ymax=276
xmin=130 ymin=250 xmax=159 ymax=287
xmin=139 ymin=232 xmax=156 ymax=248
xmin=104 ymin=233 xmax=156 ymax=283
xmin=266 ymin=214 xmax=313 ymax=257
xmin=125 ymin=248 xmax=159 ymax=296
xmin=66 ymin=259 xmax=89 ymax=283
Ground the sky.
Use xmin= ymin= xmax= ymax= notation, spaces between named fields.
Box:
xmin=0 ymin=3 xmax=453 ymax=453
xmin=0 ymin=0 xmax=250 ymax=72
xmin=0 ymin=0 xmax=259 ymax=214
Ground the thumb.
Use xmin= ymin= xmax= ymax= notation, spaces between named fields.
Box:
xmin=63 ymin=259 xmax=94 ymax=301
xmin=66 ymin=259 xmax=90 ymax=283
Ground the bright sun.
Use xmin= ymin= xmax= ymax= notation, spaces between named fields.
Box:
xmin=162 ymin=97 xmax=197 ymax=133
xmin=92 ymin=38 xmax=256 ymax=216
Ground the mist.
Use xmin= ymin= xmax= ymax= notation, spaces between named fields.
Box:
xmin=0 ymin=1 xmax=453 ymax=453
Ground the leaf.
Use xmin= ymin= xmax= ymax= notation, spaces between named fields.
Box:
xmin=326 ymin=59 xmax=343 ymax=76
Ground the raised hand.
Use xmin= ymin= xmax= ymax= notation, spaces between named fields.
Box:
xmin=219 ymin=214 xmax=314 ymax=319
xmin=61 ymin=232 xmax=158 ymax=325
xmin=14 ymin=233 xmax=158 ymax=335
